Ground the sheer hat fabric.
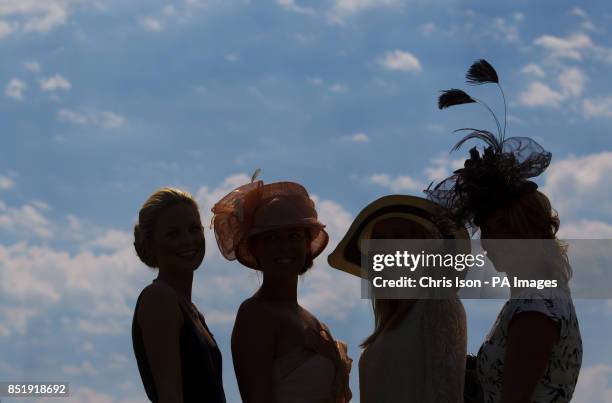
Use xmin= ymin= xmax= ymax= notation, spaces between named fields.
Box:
xmin=211 ymin=180 xmax=329 ymax=270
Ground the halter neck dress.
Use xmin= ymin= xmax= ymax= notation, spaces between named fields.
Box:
xmin=132 ymin=280 xmax=226 ymax=403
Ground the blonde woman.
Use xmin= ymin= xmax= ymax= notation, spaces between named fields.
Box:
xmin=132 ymin=188 xmax=226 ymax=403
xmin=329 ymin=195 xmax=468 ymax=403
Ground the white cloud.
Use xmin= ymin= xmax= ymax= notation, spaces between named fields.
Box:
xmin=204 ymin=310 xmax=235 ymax=325
xmin=420 ymin=22 xmax=437 ymax=36
xmin=107 ymin=353 xmax=130 ymax=369
xmin=521 ymin=63 xmax=545 ymax=78
xmin=534 ymin=33 xmax=593 ymax=61
xmin=87 ymin=229 xmax=132 ymax=251
xmin=76 ymin=318 xmax=127 ymax=335
xmin=0 ymin=20 xmax=16 ymax=38
xmin=307 ymin=76 xmax=323 ymax=86
xmin=425 ymin=123 xmax=447 ymax=134
xmin=362 ymin=155 xmax=465 ymax=194
xmin=491 ymin=17 xmax=519 ymax=43
xmin=62 ymin=360 xmax=98 ymax=376
xmin=0 ymin=202 xmax=52 ymax=237
xmin=568 ymin=7 xmax=599 ymax=32
xmin=558 ymin=67 xmax=585 ymax=97
xmin=23 ymin=60 xmax=40 ymax=72
xmin=81 ymin=342 xmax=94 ymax=353
xmin=518 ymin=82 xmax=565 ymax=108
xmin=0 ymin=175 xmax=14 ymax=190
xmin=366 ymin=173 xmax=424 ymax=192
xmin=542 ymin=151 xmax=612 ymax=219
xmin=0 ymin=305 xmax=40 ymax=335
xmin=378 ymin=49 xmax=422 ymax=73
xmin=40 ymin=74 xmax=70 ymax=92
xmin=424 ymin=155 xmax=464 ymax=183
xmin=583 ymin=97 xmax=612 ymax=119
xmin=276 ymin=0 xmax=316 ymax=15
xmin=5 ymin=78 xmax=26 ymax=101
xmin=329 ymin=83 xmax=348 ymax=93
xmin=557 ymin=220 xmax=612 ymax=239
xmin=340 ymin=132 xmax=370 ymax=143
xmin=572 ymin=364 xmax=612 ymax=403
xmin=333 ymin=0 xmax=402 ymax=15
xmin=162 ymin=4 xmax=175 ymax=16
xmin=0 ymin=0 xmax=93 ymax=37
xmin=58 ymin=108 xmax=125 ymax=129
xmin=52 ymin=387 xmax=114 ymax=403
xmin=139 ymin=16 xmax=163 ymax=32
xmin=569 ymin=7 xmax=588 ymax=19
xmin=518 ymin=67 xmax=584 ymax=109
xmin=224 ymin=52 xmax=239 ymax=62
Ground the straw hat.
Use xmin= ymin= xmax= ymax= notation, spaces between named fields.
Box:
xmin=212 ymin=180 xmax=329 ymax=269
xmin=328 ymin=195 xmax=469 ymax=278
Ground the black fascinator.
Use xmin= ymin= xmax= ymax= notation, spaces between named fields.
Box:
xmin=425 ymin=59 xmax=552 ymax=228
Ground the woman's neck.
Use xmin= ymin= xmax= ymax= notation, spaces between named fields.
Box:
xmin=257 ymin=273 xmax=299 ymax=305
xmin=156 ymin=269 xmax=194 ymax=301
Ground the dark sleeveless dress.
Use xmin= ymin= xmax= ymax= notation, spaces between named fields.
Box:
xmin=132 ymin=284 xmax=226 ymax=403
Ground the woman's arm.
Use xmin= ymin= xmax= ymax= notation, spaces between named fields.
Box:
xmin=501 ymin=311 xmax=560 ymax=403
xmin=138 ymin=285 xmax=184 ymax=403
xmin=232 ymin=300 xmax=277 ymax=403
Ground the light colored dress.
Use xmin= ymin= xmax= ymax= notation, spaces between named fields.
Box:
xmin=359 ymin=298 xmax=467 ymax=403
xmin=274 ymin=347 xmax=337 ymax=403
xmin=273 ymin=322 xmax=347 ymax=403
xmin=477 ymin=287 xmax=582 ymax=402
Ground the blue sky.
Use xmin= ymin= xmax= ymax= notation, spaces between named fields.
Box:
xmin=1 ymin=0 xmax=612 ymax=402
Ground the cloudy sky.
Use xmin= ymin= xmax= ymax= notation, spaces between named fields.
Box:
xmin=1 ymin=0 xmax=612 ymax=401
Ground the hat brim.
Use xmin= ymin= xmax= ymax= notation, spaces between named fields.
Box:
xmin=327 ymin=195 xmax=469 ymax=278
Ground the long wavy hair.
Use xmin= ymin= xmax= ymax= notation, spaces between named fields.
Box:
xmin=361 ymin=219 xmax=441 ymax=349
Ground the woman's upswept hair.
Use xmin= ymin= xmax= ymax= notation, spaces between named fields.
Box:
xmin=134 ymin=187 xmax=200 ymax=269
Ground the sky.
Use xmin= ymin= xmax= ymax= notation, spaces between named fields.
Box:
xmin=1 ymin=0 xmax=612 ymax=402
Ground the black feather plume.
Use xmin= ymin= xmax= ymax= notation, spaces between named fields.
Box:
xmin=466 ymin=59 xmax=499 ymax=85
xmin=438 ymin=89 xmax=476 ymax=109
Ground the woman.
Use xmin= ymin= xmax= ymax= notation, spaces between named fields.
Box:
xmin=132 ymin=187 xmax=226 ymax=403
xmin=475 ymin=192 xmax=582 ymax=403
xmin=328 ymin=195 xmax=469 ymax=403
xmin=211 ymin=179 xmax=352 ymax=403
xmin=427 ymin=59 xmax=582 ymax=402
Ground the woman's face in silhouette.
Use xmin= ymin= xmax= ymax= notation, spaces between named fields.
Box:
xmin=479 ymin=209 xmax=524 ymax=271
xmin=250 ymin=226 xmax=308 ymax=276
xmin=152 ymin=202 xmax=205 ymax=273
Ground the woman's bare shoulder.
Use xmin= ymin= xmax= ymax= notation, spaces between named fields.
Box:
xmin=235 ymin=297 xmax=277 ymax=324
xmin=137 ymin=283 xmax=183 ymax=327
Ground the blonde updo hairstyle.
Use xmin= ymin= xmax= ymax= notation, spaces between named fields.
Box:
xmin=134 ymin=187 xmax=201 ymax=269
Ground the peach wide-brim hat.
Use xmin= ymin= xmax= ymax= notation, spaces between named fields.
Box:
xmin=211 ymin=180 xmax=329 ymax=270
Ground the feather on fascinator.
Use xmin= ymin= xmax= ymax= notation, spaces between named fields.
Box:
xmin=425 ymin=59 xmax=552 ymax=228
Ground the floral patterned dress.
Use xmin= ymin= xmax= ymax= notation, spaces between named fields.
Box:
xmin=477 ymin=287 xmax=582 ymax=403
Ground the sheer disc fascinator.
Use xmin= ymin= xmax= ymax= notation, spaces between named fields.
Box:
xmin=328 ymin=195 xmax=469 ymax=278
xmin=211 ymin=175 xmax=329 ymax=270
xmin=425 ymin=59 xmax=552 ymax=228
